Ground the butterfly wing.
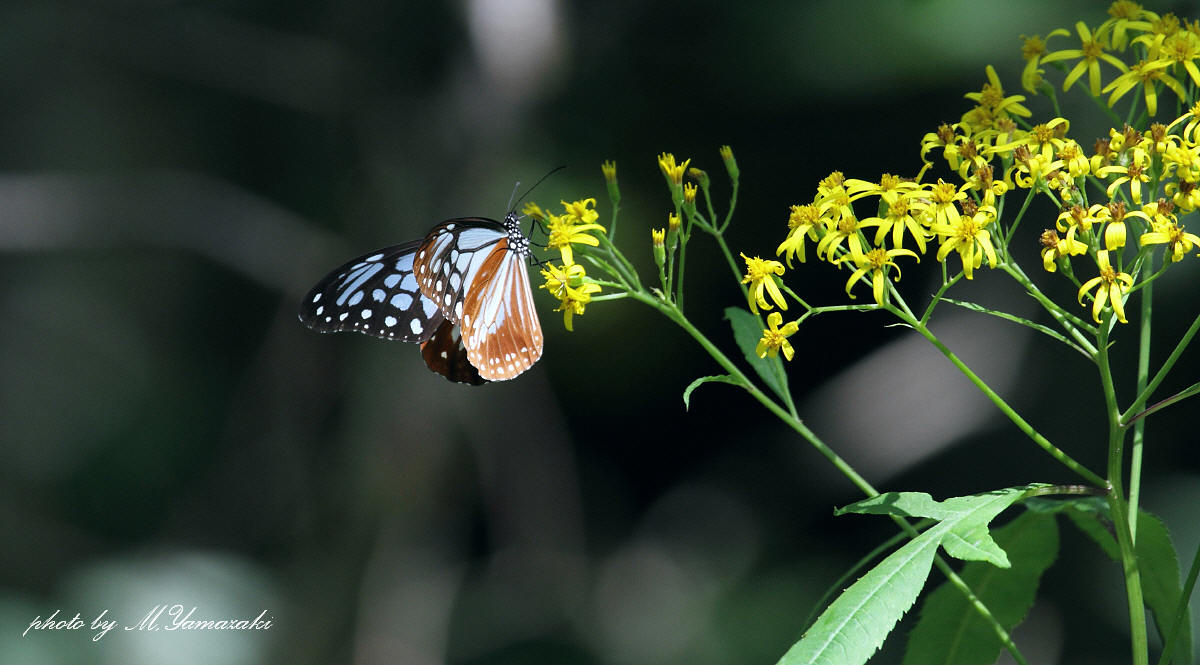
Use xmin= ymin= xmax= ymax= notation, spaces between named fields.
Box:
xmin=420 ymin=320 xmax=486 ymax=385
xmin=299 ymin=241 xmax=445 ymax=343
xmin=301 ymin=215 xmax=543 ymax=384
xmin=459 ymin=238 xmax=544 ymax=381
xmin=413 ymin=218 xmax=508 ymax=325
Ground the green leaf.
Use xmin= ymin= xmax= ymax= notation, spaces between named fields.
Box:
xmin=940 ymin=297 xmax=1091 ymax=359
xmin=1059 ymin=504 xmax=1192 ymax=659
xmin=838 ymin=487 xmax=1047 ymax=567
xmin=1134 ymin=512 xmax=1192 ymax=663
xmin=724 ymin=306 xmax=789 ymax=402
xmin=902 ymin=510 xmax=1060 ymax=665
xmin=777 ymin=524 xmax=942 ymax=665
xmin=941 ymin=522 xmax=1010 ymax=569
xmin=682 ymin=374 xmax=741 ymax=410
xmin=779 ymin=488 xmax=1032 ymax=665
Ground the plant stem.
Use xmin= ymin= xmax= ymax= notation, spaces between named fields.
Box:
xmin=1129 ymin=274 xmax=1152 ymax=539
xmin=1097 ymin=321 xmax=1150 ymax=665
xmin=1123 ymin=308 xmax=1200 ymax=423
xmin=892 ymin=305 xmax=1107 ymax=488
xmin=636 ymin=291 xmax=1030 ymax=665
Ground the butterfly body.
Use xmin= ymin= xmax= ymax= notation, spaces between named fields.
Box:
xmin=300 ymin=212 xmax=543 ymax=384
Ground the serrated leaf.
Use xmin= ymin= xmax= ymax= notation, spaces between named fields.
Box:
xmin=780 ymin=488 xmax=1031 ymax=665
xmin=942 ymin=522 xmax=1010 ymax=568
xmin=1134 ymin=512 xmax=1192 ymax=662
xmin=777 ymin=525 xmax=942 ymax=665
xmin=838 ymin=487 xmax=1041 ymax=566
xmin=724 ymin=306 xmax=789 ymax=402
xmin=1062 ymin=504 xmax=1192 ymax=659
xmin=682 ymin=374 xmax=741 ymax=410
xmin=940 ymin=297 xmax=1091 ymax=358
xmin=902 ymin=510 xmax=1059 ymax=665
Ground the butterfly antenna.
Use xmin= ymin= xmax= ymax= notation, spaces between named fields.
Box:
xmin=511 ymin=165 xmax=567 ymax=212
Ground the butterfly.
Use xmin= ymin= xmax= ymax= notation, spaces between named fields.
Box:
xmin=299 ymin=212 xmax=543 ymax=385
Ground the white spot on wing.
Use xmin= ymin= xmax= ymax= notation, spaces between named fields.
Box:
xmin=410 ymin=319 xmax=423 ymax=335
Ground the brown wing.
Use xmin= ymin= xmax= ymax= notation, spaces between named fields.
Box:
xmin=420 ymin=320 xmax=486 ymax=385
xmin=460 ymin=239 xmax=544 ymax=381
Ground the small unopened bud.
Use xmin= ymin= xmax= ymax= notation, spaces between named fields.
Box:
xmin=651 ymin=228 xmax=666 ymax=267
xmin=719 ymin=145 xmax=739 ymax=181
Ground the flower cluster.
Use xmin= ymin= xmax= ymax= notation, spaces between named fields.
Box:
xmin=531 ymin=199 xmax=606 ymax=331
xmin=748 ymin=1 xmax=1200 ymax=360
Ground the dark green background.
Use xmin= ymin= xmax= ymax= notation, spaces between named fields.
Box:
xmin=2 ymin=1 xmax=1198 ymax=664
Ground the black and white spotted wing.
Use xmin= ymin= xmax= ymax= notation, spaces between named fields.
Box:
xmin=299 ymin=240 xmax=445 ymax=343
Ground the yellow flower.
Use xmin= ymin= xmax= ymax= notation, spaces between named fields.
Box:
xmin=1021 ymin=34 xmax=1050 ymax=93
xmin=756 ymin=312 xmax=799 ymax=361
xmin=1056 ymin=203 xmax=1102 ymax=244
xmin=815 ymin=213 xmax=873 ymax=264
xmin=539 ymin=262 xmax=601 ymax=331
xmin=1142 ymin=32 xmax=1200 ymax=86
xmin=601 ymin=160 xmax=617 ymax=182
xmin=836 ymin=246 xmax=919 ymax=305
xmin=560 ymin=198 xmax=600 ymax=225
xmin=909 ymin=179 xmax=968 ymax=230
xmin=862 ymin=195 xmax=929 ymax=254
xmin=546 ymin=212 xmax=605 ymax=264
xmin=930 ymin=200 xmax=999 ymax=279
xmin=1165 ymin=178 xmax=1200 ymax=211
xmin=1056 ymin=139 xmax=1092 ymax=178
xmin=1097 ymin=2 xmax=1159 ymax=50
xmin=1101 ymin=58 xmax=1187 ymax=116
xmin=963 ymin=65 xmax=1032 ymax=121
xmin=1040 ymin=21 xmax=1130 ymax=96
xmin=1140 ymin=213 xmax=1200 ymax=262
xmin=920 ymin=124 xmax=963 ymax=169
xmin=776 ymin=203 xmax=822 ymax=266
xmin=740 ymin=253 xmax=787 ymax=314
xmin=1039 ymin=228 xmax=1088 ymax=272
xmin=657 ymin=152 xmax=691 ymax=186
xmin=1077 ymin=250 xmax=1134 ymax=323
xmin=522 ymin=201 xmax=548 ymax=221
xmin=1098 ymin=149 xmax=1152 ymax=204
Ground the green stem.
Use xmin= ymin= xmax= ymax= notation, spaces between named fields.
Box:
xmin=639 ymin=291 xmax=1030 ymax=664
xmin=1129 ymin=272 xmax=1152 ymax=540
xmin=1097 ymin=322 xmax=1150 ymax=665
xmin=1123 ymin=308 xmax=1200 ymax=423
xmin=892 ymin=304 xmax=1107 ymax=487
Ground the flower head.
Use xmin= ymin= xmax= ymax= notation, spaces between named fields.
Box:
xmin=1077 ymin=250 xmax=1134 ymax=323
xmin=776 ymin=203 xmax=822 ymax=266
xmin=1040 ymin=21 xmax=1131 ymax=96
xmin=930 ymin=200 xmax=999 ymax=279
xmin=756 ymin=312 xmax=799 ymax=361
xmin=540 ymin=262 xmax=602 ymax=331
xmin=740 ymin=253 xmax=787 ymax=314
xmin=542 ymin=200 xmax=606 ymax=264
xmin=1039 ymin=228 xmax=1088 ymax=272
xmin=836 ymin=246 xmax=919 ymax=305
xmin=658 ymin=153 xmax=691 ymax=186
xmin=560 ymin=198 xmax=600 ymax=225
xmin=1139 ymin=209 xmax=1200 ymax=262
